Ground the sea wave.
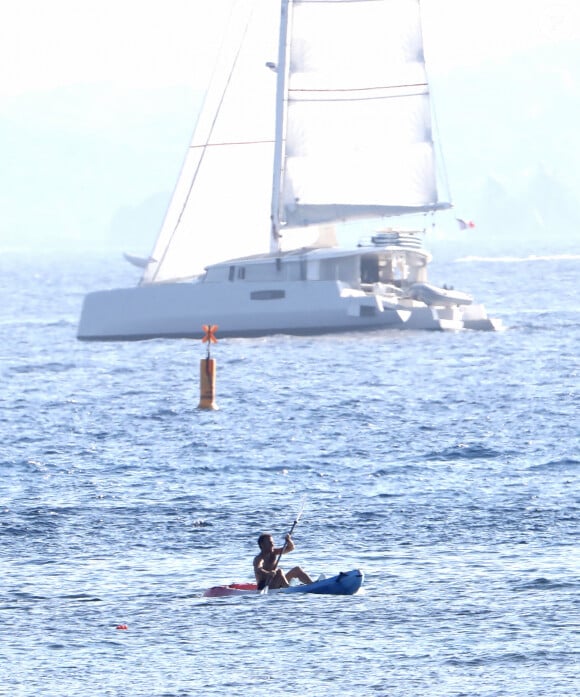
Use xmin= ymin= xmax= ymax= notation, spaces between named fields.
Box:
xmin=424 ymin=444 xmax=503 ymax=461
xmin=457 ymin=253 xmax=580 ymax=263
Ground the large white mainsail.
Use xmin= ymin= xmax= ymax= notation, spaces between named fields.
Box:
xmin=143 ymin=0 xmax=450 ymax=284
xmin=277 ymin=0 xmax=450 ymax=237
xmin=142 ymin=0 xmax=279 ymax=284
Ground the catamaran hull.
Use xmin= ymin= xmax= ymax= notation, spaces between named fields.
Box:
xmin=203 ymin=569 xmax=364 ymax=598
xmin=77 ymin=279 xmax=500 ymax=341
xmin=77 ymin=281 xmax=411 ymax=341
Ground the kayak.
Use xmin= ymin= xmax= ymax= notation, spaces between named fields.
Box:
xmin=203 ymin=569 xmax=364 ymax=598
xmin=203 ymin=569 xmax=363 ymax=598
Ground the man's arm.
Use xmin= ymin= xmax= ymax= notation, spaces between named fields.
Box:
xmin=274 ymin=534 xmax=295 ymax=556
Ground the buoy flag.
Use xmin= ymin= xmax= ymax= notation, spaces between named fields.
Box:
xmin=202 ymin=325 xmax=218 ymax=343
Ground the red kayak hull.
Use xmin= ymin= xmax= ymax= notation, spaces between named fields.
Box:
xmin=203 ymin=582 xmax=258 ymax=597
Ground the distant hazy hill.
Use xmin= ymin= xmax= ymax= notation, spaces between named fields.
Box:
xmin=0 ymin=84 xmax=201 ymax=251
xmin=429 ymin=41 xmax=580 ymax=252
xmin=1 ymin=40 xmax=578 ymax=255
xmin=109 ymin=191 xmax=170 ymax=253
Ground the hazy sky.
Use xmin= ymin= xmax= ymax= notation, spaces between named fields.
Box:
xmin=1 ymin=0 xmax=579 ymax=99
xmin=1 ymin=0 xmax=579 ymax=252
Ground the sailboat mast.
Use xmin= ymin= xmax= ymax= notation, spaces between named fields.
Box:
xmin=270 ymin=0 xmax=290 ymax=254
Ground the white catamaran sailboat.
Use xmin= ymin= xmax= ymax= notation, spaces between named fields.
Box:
xmin=78 ymin=0 xmax=501 ymax=341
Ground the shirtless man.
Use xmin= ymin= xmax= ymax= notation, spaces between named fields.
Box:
xmin=253 ymin=533 xmax=313 ymax=590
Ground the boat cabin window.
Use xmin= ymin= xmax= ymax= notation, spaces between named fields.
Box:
xmin=244 ymin=262 xmax=284 ymax=281
xmin=317 ymin=256 xmax=358 ymax=284
xmin=250 ymin=290 xmax=285 ymax=300
xmin=228 ymin=266 xmax=235 ymax=281
xmin=237 ymin=267 xmax=246 ymax=279
xmin=360 ymin=253 xmax=409 ymax=286
xmin=361 ymin=255 xmax=379 ymax=283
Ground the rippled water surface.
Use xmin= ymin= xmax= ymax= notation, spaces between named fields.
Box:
xmin=1 ymin=250 xmax=578 ymax=696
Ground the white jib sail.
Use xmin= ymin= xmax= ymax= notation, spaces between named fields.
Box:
xmin=143 ymin=0 xmax=279 ymax=284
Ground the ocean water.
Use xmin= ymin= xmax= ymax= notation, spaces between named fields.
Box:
xmin=1 ymin=248 xmax=578 ymax=696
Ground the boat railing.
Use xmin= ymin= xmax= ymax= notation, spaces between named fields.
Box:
xmin=357 ymin=230 xmax=424 ymax=250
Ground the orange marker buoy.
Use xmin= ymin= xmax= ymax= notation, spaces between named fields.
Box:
xmin=199 ymin=325 xmax=218 ymax=410
xmin=116 ymin=624 xmax=128 ymax=630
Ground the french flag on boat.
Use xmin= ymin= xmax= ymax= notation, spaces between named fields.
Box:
xmin=456 ymin=218 xmax=476 ymax=230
